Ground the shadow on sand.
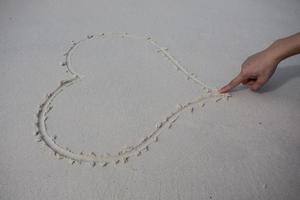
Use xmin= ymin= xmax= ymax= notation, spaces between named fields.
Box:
xmin=259 ymin=65 xmax=300 ymax=93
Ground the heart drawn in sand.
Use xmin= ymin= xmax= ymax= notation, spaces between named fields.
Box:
xmin=34 ymin=32 xmax=230 ymax=167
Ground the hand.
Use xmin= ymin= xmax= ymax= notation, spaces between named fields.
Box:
xmin=219 ymin=50 xmax=279 ymax=93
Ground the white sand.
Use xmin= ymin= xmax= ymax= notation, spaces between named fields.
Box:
xmin=0 ymin=0 xmax=299 ymax=199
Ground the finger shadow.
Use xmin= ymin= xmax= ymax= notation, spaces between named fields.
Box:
xmin=259 ymin=65 xmax=300 ymax=93
xmin=231 ymin=85 xmax=247 ymax=93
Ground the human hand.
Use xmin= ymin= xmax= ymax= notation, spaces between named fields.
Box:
xmin=219 ymin=50 xmax=279 ymax=93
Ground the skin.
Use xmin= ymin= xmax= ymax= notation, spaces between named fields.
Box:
xmin=219 ymin=32 xmax=300 ymax=93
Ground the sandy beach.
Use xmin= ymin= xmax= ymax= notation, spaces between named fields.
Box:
xmin=0 ymin=0 xmax=299 ymax=199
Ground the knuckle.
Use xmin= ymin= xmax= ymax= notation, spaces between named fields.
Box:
xmin=240 ymin=69 xmax=249 ymax=77
xmin=256 ymin=79 xmax=266 ymax=85
xmin=242 ymin=60 xmax=251 ymax=68
xmin=250 ymin=84 xmax=260 ymax=91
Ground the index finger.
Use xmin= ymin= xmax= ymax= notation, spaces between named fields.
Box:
xmin=219 ymin=73 xmax=244 ymax=93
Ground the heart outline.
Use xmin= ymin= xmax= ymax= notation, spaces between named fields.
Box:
xmin=34 ymin=32 xmax=231 ymax=167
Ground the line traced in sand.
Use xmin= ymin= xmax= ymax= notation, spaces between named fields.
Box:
xmin=34 ymin=32 xmax=231 ymax=167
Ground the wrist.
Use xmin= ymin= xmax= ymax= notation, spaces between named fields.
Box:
xmin=264 ymin=39 xmax=285 ymax=64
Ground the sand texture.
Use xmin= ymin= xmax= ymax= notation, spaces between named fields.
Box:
xmin=0 ymin=0 xmax=300 ymax=199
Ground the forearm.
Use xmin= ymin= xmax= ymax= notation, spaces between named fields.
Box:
xmin=265 ymin=32 xmax=300 ymax=63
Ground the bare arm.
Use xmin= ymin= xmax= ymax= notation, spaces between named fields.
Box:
xmin=219 ymin=32 xmax=300 ymax=93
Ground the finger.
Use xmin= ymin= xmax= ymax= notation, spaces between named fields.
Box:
xmin=242 ymin=79 xmax=248 ymax=85
xmin=219 ymin=73 xmax=244 ymax=93
xmin=250 ymin=83 xmax=261 ymax=91
xmin=246 ymin=80 xmax=256 ymax=86
xmin=249 ymin=78 xmax=268 ymax=91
